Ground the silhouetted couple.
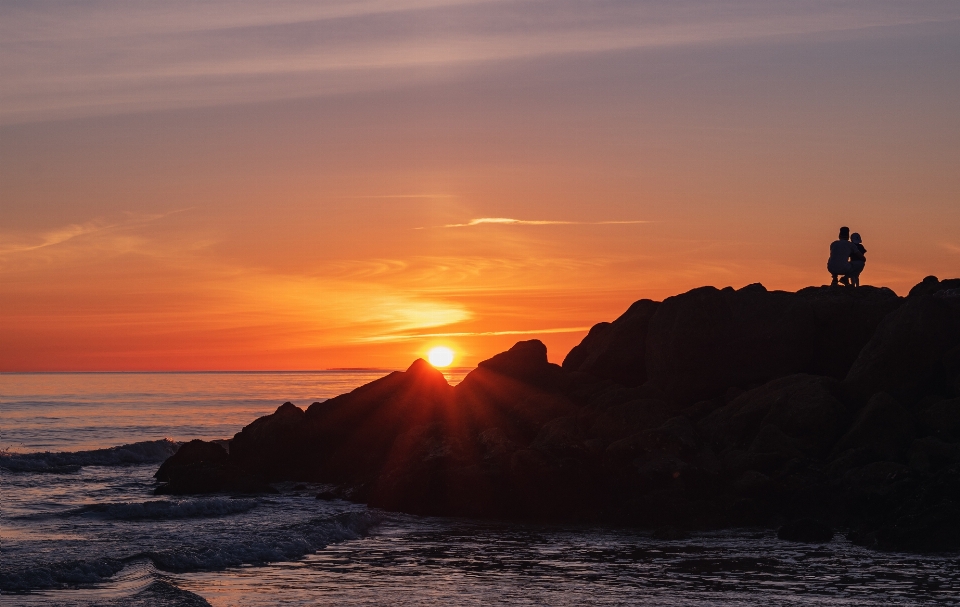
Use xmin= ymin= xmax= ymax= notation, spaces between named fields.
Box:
xmin=828 ymin=226 xmax=866 ymax=287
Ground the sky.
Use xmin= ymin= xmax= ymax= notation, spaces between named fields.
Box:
xmin=2 ymin=0 xmax=959 ymax=371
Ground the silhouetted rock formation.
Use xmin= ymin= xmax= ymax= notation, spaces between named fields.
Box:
xmin=844 ymin=292 xmax=960 ymax=405
xmin=154 ymin=439 xmax=275 ymax=495
xmin=562 ymin=299 xmax=660 ymax=387
xmin=644 ymin=284 xmax=900 ymax=405
xmin=155 ymin=277 xmax=960 ymax=552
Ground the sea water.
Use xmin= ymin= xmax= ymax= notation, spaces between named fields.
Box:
xmin=2 ymin=372 xmax=958 ymax=606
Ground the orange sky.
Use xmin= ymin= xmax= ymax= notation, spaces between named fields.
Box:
xmin=2 ymin=1 xmax=959 ymax=371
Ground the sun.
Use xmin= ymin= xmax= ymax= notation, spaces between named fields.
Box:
xmin=427 ymin=346 xmax=455 ymax=368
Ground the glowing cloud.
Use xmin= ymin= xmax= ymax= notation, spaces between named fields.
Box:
xmin=364 ymin=326 xmax=592 ymax=343
xmin=429 ymin=218 xmax=648 ymax=229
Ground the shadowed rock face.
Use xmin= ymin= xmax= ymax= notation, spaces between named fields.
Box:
xmin=908 ymin=275 xmax=960 ymax=298
xmin=644 ymin=285 xmax=901 ymax=405
xmin=155 ymin=440 xmax=227 ymax=482
xmin=562 ymin=299 xmax=660 ymax=387
xmin=844 ymin=292 xmax=960 ymax=406
xmin=154 ymin=439 xmax=275 ymax=495
xmin=698 ymin=374 xmax=849 ymax=460
xmin=155 ymin=277 xmax=960 ymax=553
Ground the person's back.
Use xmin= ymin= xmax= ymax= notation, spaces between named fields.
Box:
xmin=827 ymin=226 xmax=856 ymax=285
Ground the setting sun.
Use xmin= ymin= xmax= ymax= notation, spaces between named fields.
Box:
xmin=427 ymin=346 xmax=455 ymax=368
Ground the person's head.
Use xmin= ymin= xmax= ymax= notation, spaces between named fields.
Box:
xmin=851 ymin=232 xmax=862 ymax=244
xmin=838 ymin=226 xmax=850 ymax=240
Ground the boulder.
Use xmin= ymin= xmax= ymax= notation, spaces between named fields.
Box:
xmin=698 ymin=374 xmax=847 ymax=458
xmin=908 ymin=437 xmax=960 ymax=473
xmin=921 ymin=397 xmax=960 ymax=442
xmin=831 ymin=392 xmax=915 ymax=461
xmin=847 ymin=463 xmax=960 ymax=552
xmin=844 ymin=288 xmax=960 ymax=405
xmin=154 ymin=440 xmax=275 ymax=495
xmin=474 ymin=339 xmax=566 ymax=391
xmin=562 ymin=299 xmax=660 ymax=387
xmin=840 ymin=461 xmax=916 ymax=519
xmin=907 ymin=275 xmax=960 ymax=298
xmin=230 ymin=402 xmax=312 ymax=479
xmin=778 ymin=518 xmax=834 ymax=543
xmin=301 ymin=358 xmax=455 ymax=483
xmin=155 ymin=440 xmax=228 ymax=481
xmin=455 ymin=342 xmax=577 ymax=443
xmin=645 ymin=285 xmax=899 ymax=405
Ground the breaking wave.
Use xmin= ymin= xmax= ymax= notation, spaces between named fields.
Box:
xmin=0 ymin=440 xmax=179 ymax=473
xmin=64 ymin=498 xmax=258 ymax=521
xmin=0 ymin=510 xmax=379 ymax=592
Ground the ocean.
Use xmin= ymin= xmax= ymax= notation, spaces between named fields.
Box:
xmin=2 ymin=372 xmax=958 ymax=606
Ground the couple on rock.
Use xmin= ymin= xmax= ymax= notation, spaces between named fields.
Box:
xmin=828 ymin=226 xmax=867 ymax=287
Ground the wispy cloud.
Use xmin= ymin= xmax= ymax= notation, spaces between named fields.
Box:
xmin=0 ymin=210 xmax=189 ymax=256
xmin=0 ymin=221 xmax=111 ymax=255
xmin=362 ymin=325 xmax=591 ymax=342
xmin=5 ymin=1 xmax=959 ymax=123
xmin=340 ymin=193 xmax=460 ymax=199
xmin=943 ymin=243 xmax=960 ymax=255
xmin=422 ymin=218 xmax=649 ymax=229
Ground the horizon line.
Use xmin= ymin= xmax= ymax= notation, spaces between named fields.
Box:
xmin=0 ymin=367 xmax=475 ymax=375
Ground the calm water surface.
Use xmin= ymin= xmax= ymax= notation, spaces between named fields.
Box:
xmin=1 ymin=372 xmax=958 ymax=606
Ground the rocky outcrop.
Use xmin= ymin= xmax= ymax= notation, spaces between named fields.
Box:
xmin=844 ymin=291 xmax=960 ymax=406
xmin=155 ymin=277 xmax=960 ymax=553
xmin=154 ymin=439 xmax=275 ymax=495
xmin=644 ymin=285 xmax=901 ymax=405
xmin=830 ymin=392 xmax=915 ymax=461
xmin=562 ymin=299 xmax=660 ymax=387
xmin=908 ymin=275 xmax=960 ymax=298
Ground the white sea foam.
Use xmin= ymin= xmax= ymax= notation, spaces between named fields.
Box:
xmin=66 ymin=498 xmax=258 ymax=521
xmin=0 ymin=439 xmax=179 ymax=473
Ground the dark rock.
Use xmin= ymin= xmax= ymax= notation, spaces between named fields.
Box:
xmin=778 ymin=518 xmax=834 ymax=543
xmin=699 ymin=374 xmax=847 ymax=459
xmin=562 ymin=299 xmax=660 ymax=387
xmin=155 ymin=440 xmax=228 ymax=481
xmin=847 ymin=463 xmax=960 ymax=552
xmin=922 ymin=397 xmax=960 ymax=442
xmin=831 ymin=393 xmax=915 ymax=461
xmin=907 ymin=437 xmax=960 ymax=473
xmin=590 ymin=398 xmax=675 ymax=443
xmin=531 ymin=415 xmax=592 ymax=459
xmin=733 ymin=470 xmax=771 ymax=494
xmin=146 ymin=278 xmax=960 ymax=552
xmin=645 ymin=285 xmax=900 ymax=404
xmin=475 ymin=339 xmax=565 ymax=391
xmin=844 ymin=290 xmax=960 ymax=405
xmin=154 ymin=440 xmax=275 ymax=495
xmin=230 ymin=402 xmax=311 ymax=479
xmin=907 ymin=275 xmax=960 ymax=298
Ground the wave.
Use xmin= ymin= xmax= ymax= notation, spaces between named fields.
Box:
xmin=145 ymin=510 xmax=379 ymax=572
xmin=0 ymin=439 xmax=179 ymax=473
xmin=64 ymin=498 xmax=258 ymax=521
xmin=0 ymin=510 xmax=379 ymax=593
